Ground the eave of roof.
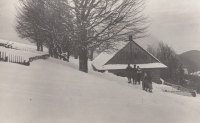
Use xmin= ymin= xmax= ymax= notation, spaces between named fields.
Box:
xmin=93 ymin=63 xmax=168 ymax=71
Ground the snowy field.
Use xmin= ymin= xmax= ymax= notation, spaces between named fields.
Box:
xmin=0 ymin=39 xmax=48 ymax=52
xmin=0 ymin=48 xmax=200 ymax=123
xmin=0 ymin=43 xmax=48 ymax=62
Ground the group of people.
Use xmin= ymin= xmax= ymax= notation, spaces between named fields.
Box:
xmin=126 ymin=64 xmax=153 ymax=93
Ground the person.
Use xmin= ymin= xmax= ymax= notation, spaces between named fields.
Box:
xmin=143 ymin=72 xmax=153 ymax=93
xmin=136 ymin=66 xmax=142 ymax=85
xmin=126 ymin=64 xmax=132 ymax=83
xmin=132 ymin=65 xmax=137 ymax=85
xmin=142 ymin=72 xmax=147 ymax=90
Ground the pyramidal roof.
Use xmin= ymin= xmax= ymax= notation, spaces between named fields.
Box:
xmin=92 ymin=40 xmax=167 ymax=70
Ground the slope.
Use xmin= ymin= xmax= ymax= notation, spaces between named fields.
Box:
xmin=0 ymin=57 xmax=200 ymax=123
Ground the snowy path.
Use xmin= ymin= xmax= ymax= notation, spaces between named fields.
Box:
xmin=0 ymin=58 xmax=200 ymax=123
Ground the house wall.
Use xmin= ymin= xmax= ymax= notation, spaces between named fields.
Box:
xmin=108 ymin=68 xmax=161 ymax=84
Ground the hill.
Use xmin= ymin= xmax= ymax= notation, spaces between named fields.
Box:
xmin=0 ymin=42 xmax=200 ymax=123
xmin=0 ymin=56 xmax=200 ymax=122
xmin=179 ymin=50 xmax=200 ymax=73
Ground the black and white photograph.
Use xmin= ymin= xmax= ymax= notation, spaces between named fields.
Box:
xmin=0 ymin=0 xmax=200 ymax=123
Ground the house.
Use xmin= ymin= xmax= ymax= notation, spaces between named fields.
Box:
xmin=92 ymin=36 xmax=167 ymax=84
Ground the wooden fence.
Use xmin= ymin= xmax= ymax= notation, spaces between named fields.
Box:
xmin=0 ymin=51 xmax=29 ymax=65
xmin=0 ymin=51 xmax=50 ymax=66
xmin=29 ymin=54 xmax=50 ymax=62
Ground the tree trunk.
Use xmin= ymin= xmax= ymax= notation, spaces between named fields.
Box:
xmin=40 ymin=44 xmax=43 ymax=52
xmin=37 ymin=45 xmax=40 ymax=51
xmin=67 ymin=52 xmax=71 ymax=61
xmin=36 ymin=40 xmax=40 ymax=51
xmin=89 ymin=48 xmax=94 ymax=61
xmin=79 ymin=45 xmax=88 ymax=73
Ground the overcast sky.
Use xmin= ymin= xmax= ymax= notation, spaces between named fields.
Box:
xmin=0 ymin=0 xmax=200 ymax=54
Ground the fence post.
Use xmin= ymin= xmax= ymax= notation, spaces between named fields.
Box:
xmin=17 ymin=56 xmax=19 ymax=64
xmin=4 ymin=52 xmax=5 ymax=60
xmin=5 ymin=52 xmax=7 ymax=61
xmin=2 ymin=52 xmax=3 ymax=60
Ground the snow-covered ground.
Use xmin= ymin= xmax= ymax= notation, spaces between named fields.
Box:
xmin=0 ymin=54 xmax=200 ymax=123
xmin=0 ymin=39 xmax=48 ymax=52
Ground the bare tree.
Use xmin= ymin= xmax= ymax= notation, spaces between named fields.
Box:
xmin=147 ymin=42 xmax=180 ymax=82
xmin=67 ymin=0 xmax=148 ymax=72
xmin=15 ymin=0 xmax=74 ymax=52
xmin=15 ymin=0 xmax=148 ymax=73
xmin=15 ymin=0 xmax=45 ymax=51
xmin=146 ymin=44 xmax=157 ymax=56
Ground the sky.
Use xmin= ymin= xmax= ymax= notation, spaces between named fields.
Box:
xmin=143 ymin=0 xmax=200 ymax=53
xmin=0 ymin=0 xmax=200 ymax=54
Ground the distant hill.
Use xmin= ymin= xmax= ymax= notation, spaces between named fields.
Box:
xmin=179 ymin=50 xmax=200 ymax=73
